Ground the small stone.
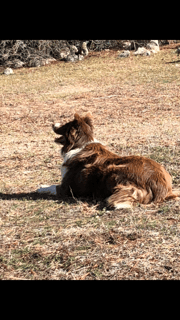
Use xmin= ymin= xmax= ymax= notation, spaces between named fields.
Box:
xmin=176 ymin=47 xmax=180 ymax=56
xmin=12 ymin=59 xmax=25 ymax=68
xmin=118 ymin=50 xmax=130 ymax=58
xmin=27 ymin=58 xmax=41 ymax=67
xmin=59 ymin=47 xmax=70 ymax=59
xmin=65 ymin=55 xmax=75 ymax=62
xmin=65 ymin=54 xmax=79 ymax=62
xmin=3 ymin=68 xmax=13 ymax=75
xmin=70 ymin=45 xmax=78 ymax=53
xmin=78 ymin=54 xmax=84 ymax=61
xmin=123 ymin=41 xmax=132 ymax=50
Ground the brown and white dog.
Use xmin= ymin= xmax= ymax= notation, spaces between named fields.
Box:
xmin=52 ymin=113 xmax=179 ymax=209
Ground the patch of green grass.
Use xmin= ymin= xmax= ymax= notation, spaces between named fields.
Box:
xmin=74 ymin=220 xmax=82 ymax=227
xmin=97 ymin=208 xmax=107 ymax=216
xmin=90 ymin=264 xmax=104 ymax=279
xmin=148 ymin=146 xmax=177 ymax=163
xmin=87 ymin=216 xmax=100 ymax=226
xmin=158 ymin=206 xmax=170 ymax=214
xmin=76 ymin=246 xmax=91 ymax=251
xmin=105 ymin=220 xmax=117 ymax=229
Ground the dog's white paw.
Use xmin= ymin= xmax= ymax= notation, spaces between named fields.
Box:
xmin=37 ymin=185 xmax=57 ymax=195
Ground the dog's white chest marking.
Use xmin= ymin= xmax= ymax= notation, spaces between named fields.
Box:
xmin=61 ymin=139 xmax=100 ymax=180
xmin=61 ymin=148 xmax=82 ymax=179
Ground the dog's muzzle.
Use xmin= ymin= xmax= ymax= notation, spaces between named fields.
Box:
xmin=54 ymin=136 xmax=66 ymax=145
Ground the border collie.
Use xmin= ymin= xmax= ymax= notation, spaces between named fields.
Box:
xmin=51 ymin=112 xmax=179 ymax=209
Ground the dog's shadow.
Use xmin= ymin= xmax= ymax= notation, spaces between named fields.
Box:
xmin=165 ymin=59 xmax=180 ymax=64
xmin=0 ymin=191 xmax=106 ymax=210
xmin=0 ymin=191 xmax=59 ymax=201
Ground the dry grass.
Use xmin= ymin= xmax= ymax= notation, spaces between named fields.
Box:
xmin=1 ymin=45 xmax=180 ymax=279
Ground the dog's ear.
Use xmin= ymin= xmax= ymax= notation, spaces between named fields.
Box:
xmin=83 ymin=112 xmax=93 ymax=129
xmin=74 ymin=113 xmax=81 ymax=122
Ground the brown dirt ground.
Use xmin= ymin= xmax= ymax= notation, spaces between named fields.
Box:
xmin=0 ymin=45 xmax=180 ymax=279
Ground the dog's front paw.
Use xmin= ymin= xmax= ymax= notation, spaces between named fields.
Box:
xmin=37 ymin=185 xmax=57 ymax=195
xmin=56 ymin=184 xmax=71 ymax=197
xmin=56 ymin=184 xmax=67 ymax=197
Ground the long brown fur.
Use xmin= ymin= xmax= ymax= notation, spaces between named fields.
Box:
xmin=52 ymin=113 xmax=179 ymax=209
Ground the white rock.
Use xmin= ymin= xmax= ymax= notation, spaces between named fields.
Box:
xmin=81 ymin=42 xmax=89 ymax=56
xmin=78 ymin=54 xmax=84 ymax=61
xmin=152 ymin=47 xmax=159 ymax=53
xmin=59 ymin=47 xmax=70 ymax=59
xmin=45 ymin=57 xmax=56 ymax=64
xmin=10 ymin=59 xmax=25 ymax=68
xmin=65 ymin=55 xmax=75 ymax=62
xmin=70 ymin=45 xmax=78 ymax=53
xmin=147 ymin=43 xmax=159 ymax=52
xmin=118 ymin=50 xmax=130 ymax=58
xmin=65 ymin=54 xmax=79 ymax=62
xmin=3 ymin=68 xmax=13 ymax=75
xmin=73 ymin=54 xmax=79 ymax=61
xmin=123 ymin=41 xmax=132 ymax=50
xmin=150 ymin=40 xmax=159 ymax=46
xmin=134 ymin=47 xmax=151 ymax=56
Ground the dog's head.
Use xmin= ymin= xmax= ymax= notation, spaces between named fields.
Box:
xmin=52 ymin=113 xmax=94 ymax=154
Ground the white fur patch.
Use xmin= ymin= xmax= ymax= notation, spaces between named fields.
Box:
xmin=54 ymin=123 xmax=61 ymax=129
xmin=37 ymin=140 xmax=101 ymax=194
xmin=37 ymin=184 xmax=57 ymax=195
xmin=60 ymin=139 xmax=101 ymax=180
xmin=61 ymin=147 xmax=83 ymax=179
xmin=114 ymin=202 xmax=132 ymax=209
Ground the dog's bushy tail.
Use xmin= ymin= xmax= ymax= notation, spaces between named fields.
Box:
xmin=106 ymin=183 xmax=152 ymax=209
xmin=165 ymin=189 xmax=180 ymax=201
xmin=106 ymin=184 xmax=180 ymax=209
